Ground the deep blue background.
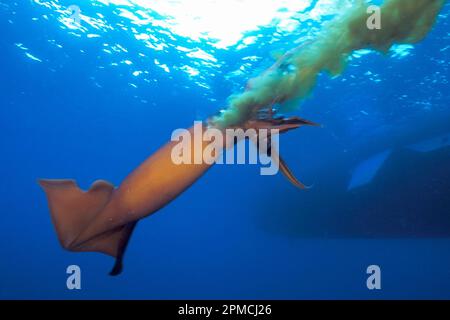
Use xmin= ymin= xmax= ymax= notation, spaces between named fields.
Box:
xmin=0 ymin=1 xmax=449 ymax=299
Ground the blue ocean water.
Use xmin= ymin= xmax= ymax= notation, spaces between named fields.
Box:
xmin=0 ymin=0 xmax=449 ymax=299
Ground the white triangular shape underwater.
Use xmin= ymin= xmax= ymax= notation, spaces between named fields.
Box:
xmin=348 ymin=149 xmax=393 ymax=191
xmin=406 ymin=132 xmax=450 ymax=153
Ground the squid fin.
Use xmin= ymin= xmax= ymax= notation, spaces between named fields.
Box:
xmin=38 ymin=179 xmax=137 ymax=276
xmin=108 ymin=221 xmax=138 ymax=276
